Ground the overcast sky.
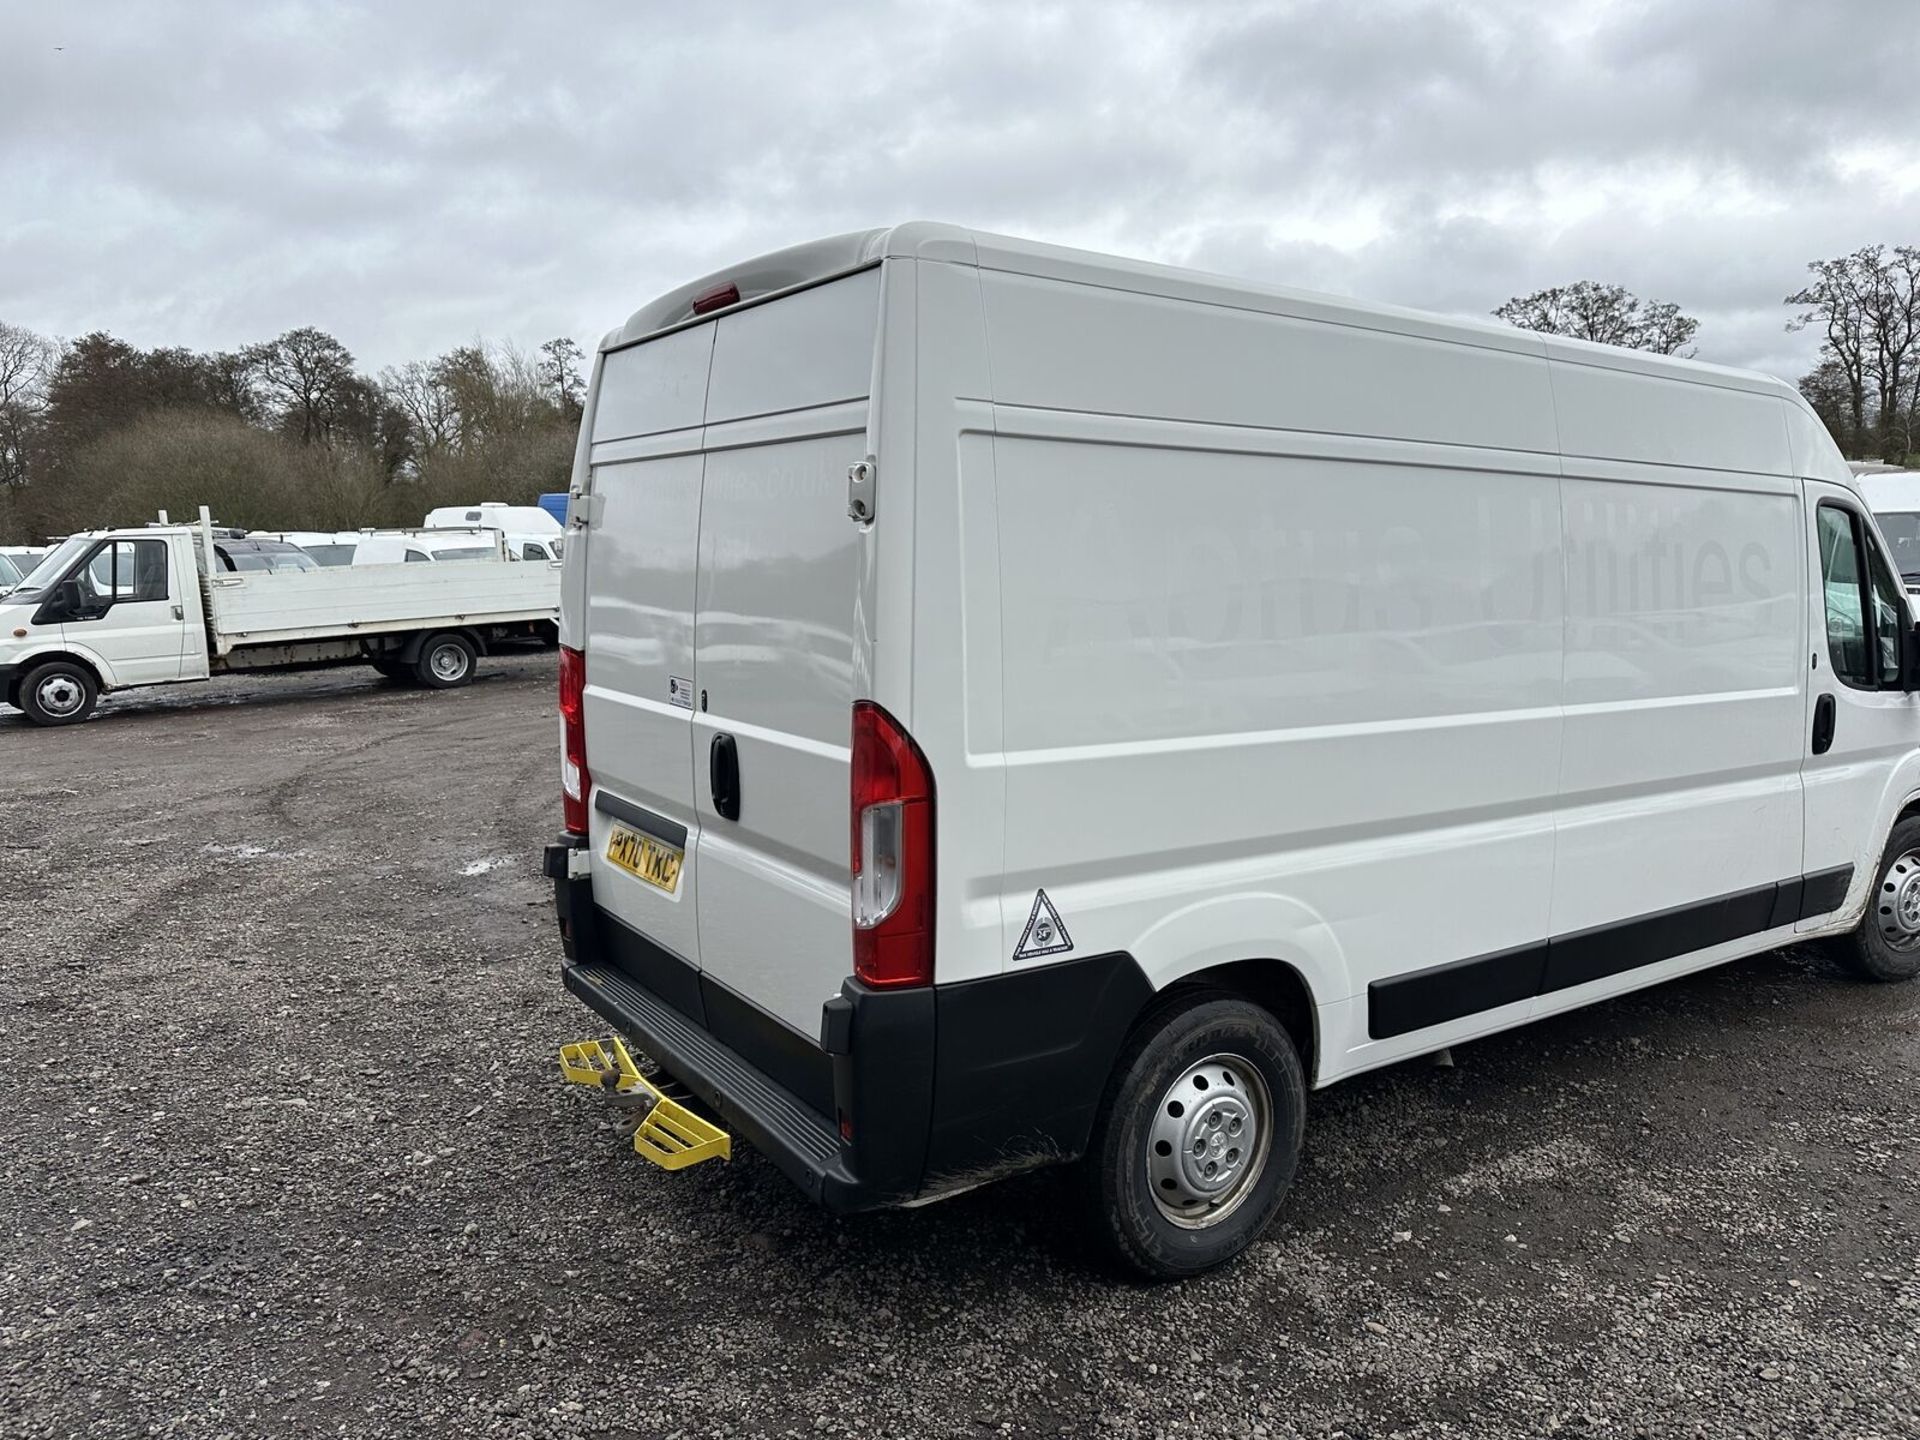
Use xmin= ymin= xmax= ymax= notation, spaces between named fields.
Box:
xmin=3 ymin=0 xmax=1917 ymax=383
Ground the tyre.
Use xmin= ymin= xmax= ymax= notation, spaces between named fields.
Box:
xmin=1841 ymin=816 xmax=1920 ymax=982
xmin=19 ymin=659 xmax=99 ymax=727
xmin=412 ymin=632 xmax=477 ymax=689
xmin=1080 ymin=992 xmax=1306 ymax=1280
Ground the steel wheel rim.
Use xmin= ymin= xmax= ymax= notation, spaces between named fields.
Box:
xmin=1146 ymin=1052 xmax=1271 ymax=1229
xmin=36 ymin=674 xmax=83 ymax=717
xmin=430 ymin=645 xmax=468 ymax=682
xmin=1878 ymin=851 xmax=1920 ymax=951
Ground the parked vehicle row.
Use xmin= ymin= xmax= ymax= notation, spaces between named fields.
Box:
xmin=546 ymin=223 xmax=1920 ymax=1279
xmin=1 ymin=511 xmax=559 ymax=725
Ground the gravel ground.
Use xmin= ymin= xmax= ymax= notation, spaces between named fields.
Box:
xmin=4 ymin=656 xmax=1919 ymax=1439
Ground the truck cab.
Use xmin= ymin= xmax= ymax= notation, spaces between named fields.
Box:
xmin=0 ymin=528 xmax=211 ymax=720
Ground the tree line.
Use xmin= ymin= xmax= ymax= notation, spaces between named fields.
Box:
xmin=0 ymin=321 xmax=586 ymax=544
xmin=1494 ymin=244 xmax=1920 ymax=466
xmin=4 ymin=241 xmax=1915 ymax=543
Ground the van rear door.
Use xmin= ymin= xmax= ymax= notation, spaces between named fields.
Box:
xmin=580 ymin=323 xmax=716 ymax=973
xmin=690 ymin=268 xmax=882 ymax=1037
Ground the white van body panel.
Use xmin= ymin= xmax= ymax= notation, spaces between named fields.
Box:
xmin=560 ymin=224 xmax=1916 ymax=1199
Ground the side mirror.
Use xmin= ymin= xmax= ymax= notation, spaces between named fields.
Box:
xmin=1906 ymin=619 xmax=1920 ymax=692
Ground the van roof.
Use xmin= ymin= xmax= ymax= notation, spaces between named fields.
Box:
xmin=605 ymin=221 xmax=1804 ymax=408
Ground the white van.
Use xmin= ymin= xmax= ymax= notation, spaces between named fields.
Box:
xmin=250 ymin=530 xmax=365 ymax=567
xmin=1856 ymin=471 xmax=1920 ymax=590
xmin=351 ymin=530 xmax=505 ymax=567
xmin=425 ymin=503 xmax=561 ymax=537
xmin=545 ymin=224 xmax=1920 ymax=1278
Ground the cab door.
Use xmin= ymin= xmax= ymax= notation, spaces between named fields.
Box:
xmin=61 ymin=537 xmax=188 ymax=687
xmin=1799 ymin=482 xmax=1920 ymax=929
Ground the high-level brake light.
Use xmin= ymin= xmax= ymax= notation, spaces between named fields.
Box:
xmin=690 ymin=282 xmax=741 ymax=315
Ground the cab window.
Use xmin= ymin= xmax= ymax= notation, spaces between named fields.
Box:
xmin=80 ymin=539 xmax=169 ymax=606
xmin=1819 ymin=503 xmax=1906 ymax=690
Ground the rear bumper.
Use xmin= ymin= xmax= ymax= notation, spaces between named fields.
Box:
xmin=545 ymin=837 xmax=1154 ymax=1211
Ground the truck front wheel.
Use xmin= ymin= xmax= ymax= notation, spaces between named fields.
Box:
xmin=413 ymin=632 xmax=477 ymax=689
xmin=1080 ymin=992 xmax=1306 ymax=1280
xmin=20 ymin=660 xmax=100 ymax=727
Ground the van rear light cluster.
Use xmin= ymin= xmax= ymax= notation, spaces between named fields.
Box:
xmin=559 ymin=645 xmax=590 ymax=837
xmin=850 ymin=701 xmax=935 ymax=988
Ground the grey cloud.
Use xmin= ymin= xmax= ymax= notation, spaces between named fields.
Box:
xmin=2 ymin=0 xmax=1916 ymax=382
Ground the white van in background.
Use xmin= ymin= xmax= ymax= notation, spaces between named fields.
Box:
xmin=425 ymin=503 xmax=562 ymax=537
xmin=250 ymin=530 xmax=365 ymax=567
xmin=1856 ymin=470 xmax=1920 ymax=590
xmin=351 ymin=529 xmax=506 ymax=567
xmin=546 ymin=224 xmax=1920 ymax=1278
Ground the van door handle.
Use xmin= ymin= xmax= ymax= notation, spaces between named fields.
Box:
xmin=172 ymin=604 xmax=183 ymax=620
xmin=1811 ymin=693 xmax=1836 ymax=755
xmin=709 ymin=733 xmax=741 ymax=821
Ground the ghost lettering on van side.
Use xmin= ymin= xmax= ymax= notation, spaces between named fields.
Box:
xmin=1034 ymin=486 xmax=1784 ymax=669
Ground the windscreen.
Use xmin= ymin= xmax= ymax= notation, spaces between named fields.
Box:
xmin=0 ymin=553 xmax=20 ymax=586
xmin=430 ymin=545 xmax=493 ymax=562
xmin=7 ymin=535 xmax=93 ymax=600
xmin=1874 ymin=510 xmax=1920 ymax=581
xmin=300 ymin=544 xmax=357 ymax=566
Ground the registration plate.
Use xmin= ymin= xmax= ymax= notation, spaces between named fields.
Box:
xmin=606 ymin=824 xmax=684 ymax=894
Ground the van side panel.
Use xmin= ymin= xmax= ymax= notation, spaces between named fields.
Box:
xmin=1547 ymin=462 xmax=1806 ymax=944
xmin=980 ymin=269 xmax=1558 ymax=452
xmin=979 ymin=270 xmax=1567 ymax=1078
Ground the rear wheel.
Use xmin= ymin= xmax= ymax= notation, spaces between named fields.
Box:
xmin=1842 ymin=816 xmax=1920 ymax=982
xmin=19 ymin=659 xmax=99 ymax=727
xmin=413 ymin=632 xmax=477 ymax=689
xmin=1080 ymin=992 xmax=1305 ymax=1280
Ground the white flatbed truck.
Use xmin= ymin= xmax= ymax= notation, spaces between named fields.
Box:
xmin=0 ymin=511 xmax=559 ymax=725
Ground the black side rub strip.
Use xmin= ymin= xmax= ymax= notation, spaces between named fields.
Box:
xmin=1368 ymin=865 xmax=1855 ymax=1040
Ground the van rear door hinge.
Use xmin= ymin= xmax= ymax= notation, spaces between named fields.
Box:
xmin=847 ymin=457 xmax=876 ymax=523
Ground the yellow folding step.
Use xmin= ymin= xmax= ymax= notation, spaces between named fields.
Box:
xmin=558 ymin=1037 xmax=732 ymax=1171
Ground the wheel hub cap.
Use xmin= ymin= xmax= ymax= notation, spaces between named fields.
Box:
xmin=1146 ymin=1054 xmax=1272 ymax=1229
xmin=431 ymin=648 xmax=465 ymax=680
xmin=38 ymin=677 xmax=82 ymax=715
xmin=1878 ymin=852 xmax=1920 ymax=950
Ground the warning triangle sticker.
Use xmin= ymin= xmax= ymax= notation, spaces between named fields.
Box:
xmin=1014 ymin=888 xmax=1074 ymax=961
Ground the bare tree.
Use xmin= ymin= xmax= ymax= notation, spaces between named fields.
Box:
xmin=538 ymin=337 xmax=586 ymax=419
xmin=379 ymin=359 xmax=459 ymax=469
xmin=1494 ymin=281 xmax=1699 ymax=354
xmin=1789 ymin=246 xmax=1920 ymax=462
xmin=243 ymin=327 xmax=360 ymax=446
xmin=0 ymin=321 xmax=59 ymax=487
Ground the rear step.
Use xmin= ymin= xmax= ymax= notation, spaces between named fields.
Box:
xmin=559 ymin=1037 xmax=731 ymax=1170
